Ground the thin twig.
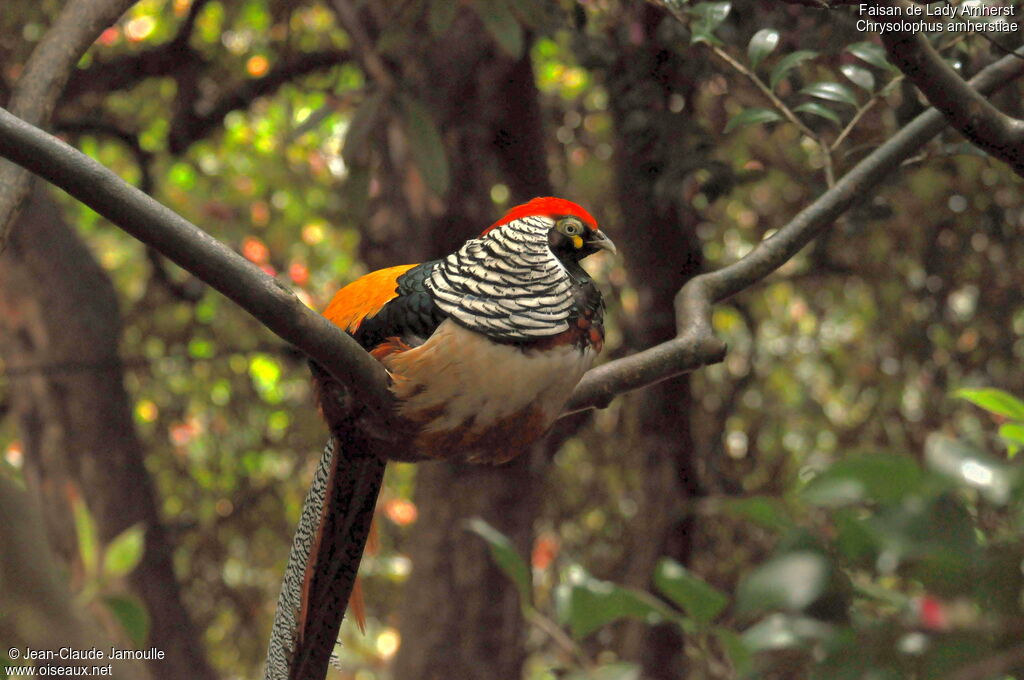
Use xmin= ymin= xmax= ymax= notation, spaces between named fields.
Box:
xmin=525 ymin=608 xmax=596 ymax=673
xmin=709 ymin=44 xmax=835 ymax=186
xmin=329 ymin=0 xmax=396 ymax=90
xmin=710 ymin=45 xmax=818 ymax=140
xmin=831 ymin=80 xmax=898 ymax=151
xmin=831 ymin=33 xmax=965 ymax=153
xmin=168 ymin=49 xmax=351 ymax=154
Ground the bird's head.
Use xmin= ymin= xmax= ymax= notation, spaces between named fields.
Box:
xmin=483 ymin=196 xmax=616 ymax=262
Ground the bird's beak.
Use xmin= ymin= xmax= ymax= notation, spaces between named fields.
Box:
xmin=587 ymin=229 xmax=617 ymax=256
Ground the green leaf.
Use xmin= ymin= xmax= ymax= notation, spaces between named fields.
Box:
xmin=654 ymin=558 xmax=728 ymax=624
xmin=954 ymin=388 xmax=1024 ymax=421
xmin=847 ymin=41 xmax=894 ymax=70
xmin=747 ymin=29 xmax=780 ymax=69
xmin=833 ymin=509 xmax=877 ymax=563
xmin=793 ymin=102 xmax=841 ymax=126
xmin=103 ymin=524 xmax=145 ymax=578
xmin=70 ymin=487 xmax=99 ymax=577
xmin=840 ymin=64 xmax=876 ymax=91
xmin=999 ymin=423 xmax=1024 ymax=458
xmin=769 ymin=50 xmax=818 ymax=91
xmin=474 ymin=0 xmax=523 ymax=58
xmin=906 ymin=499 xmax=978 ymax=594
xmin=715 ymin=627 xmax=754 ymax=676
xmin=741 ymin=613 xmax=834 ymax=652
xmin=565 ymin=663 xmax=642 ymax=680
xmin=689 ymin=2 xmax=731 ymax=46
xmin=925 ymin=434 xmax=1015 ymax=504
xmin=691 ymin=28 xmax=724 ymax=47
xmin=690 ymin=2 xmax=732 ymax=33
xmin=736 ymin=551 xmax=829 ymax=613
xmin=104 ymin=595 xmax=150 ymax=647
xmin=398 ymin=95 xmax=451 ymax=196
xmin=801 ymin=453 xmax=923 ymax=507
xmin=342 ymin=91 xmax=387 ymax=165
xmin=466 ymin=518 xmax=531 ymax=605
xmin=722 ymin=496 xmax=792 ymax=533
xmin=428 ymin=0 xmax=457 ymax=36
xmin=724 ymin=107 xmax=783 ymax=133
xmin=556 ymin=567 xmax=676 ymax=639
xmin=801 ymin=81 xmax=859 ymax=107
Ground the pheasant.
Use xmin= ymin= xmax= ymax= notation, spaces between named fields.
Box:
xmin=265 ymin=197 xmax=614 ymax=679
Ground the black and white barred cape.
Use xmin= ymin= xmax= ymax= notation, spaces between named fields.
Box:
xmin=426 ymin=215 xmax=577 ymax=340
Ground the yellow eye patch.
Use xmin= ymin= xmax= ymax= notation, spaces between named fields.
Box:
xmin=571 ymin=234 xmax=584 ymax=249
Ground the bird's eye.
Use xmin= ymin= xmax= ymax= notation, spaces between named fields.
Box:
xmin=558 ymin=218 xmax=583 ymax=236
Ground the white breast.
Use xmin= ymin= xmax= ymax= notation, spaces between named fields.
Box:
xmin=382 ymin=320 xmax=594 ymax=436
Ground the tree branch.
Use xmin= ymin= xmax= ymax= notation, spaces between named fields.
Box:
xmin=167 ymin=48 xmax=351 ymax=154
xmin=63 ymin=0 xmax=211 ymax=100
xmin=879 ymin=0 xmax=1024 ymax=176
xmin=563 ymin=44 xmax=1024 ymax=415
xmin=0 ymin=106 xmax=400 ymax=433
xmin=55 ymin=119 xmax=154 ymax=193
xmin=0 ymin=0 xmax=138 ymax=253
xmin=55 ymin=119 xmax=208 ymax=302
xmin=329 ymin=0 xmax=396 ymax=90
xmin=173 ymin=0 xmax=213 ymax=47
xmin=2 ymin=48 xmax=1024 ymax=427
xmin=64 ymin=39 xmax=199 ymax=101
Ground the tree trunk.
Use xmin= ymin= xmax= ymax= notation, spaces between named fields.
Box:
xmin=391 ymin=455 xmax=541 ymax=680
xmin=0 ymin=183 xmax=217 ymax=680
xmin=348 ymin=13 xmax=555 ymax=678
xmin=597 ymin=6 xmax=709 ymax=676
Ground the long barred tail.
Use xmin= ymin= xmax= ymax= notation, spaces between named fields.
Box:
xmin=264 ymin=438 xmax=336 ymax=680
xmin=263 ymin=436 xmax=387 ymax=680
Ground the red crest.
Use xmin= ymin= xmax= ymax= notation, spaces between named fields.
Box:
xmin=482 ymin=197 xmax=598 ymax=236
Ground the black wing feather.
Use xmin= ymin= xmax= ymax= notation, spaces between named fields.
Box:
xmin=351 ymin=260 xmax=447 ymax=350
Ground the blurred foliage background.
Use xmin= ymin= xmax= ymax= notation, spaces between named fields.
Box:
xmin=2 ymin=1 xmax=1024 ymax=679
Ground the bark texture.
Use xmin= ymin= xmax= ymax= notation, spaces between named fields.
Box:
xmin=0 ymin=183 xmax=217 ymax=680
xmin=392 ymin=456 xmax=543 ymax=680
xmin=348 ymin=12 xmax=556 ymax=679
xmin=597 ymin=6 xmax=709 ymax=676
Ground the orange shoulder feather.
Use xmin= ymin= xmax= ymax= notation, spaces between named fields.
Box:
xmin=323 ymin=264 xmax=419 ymax=333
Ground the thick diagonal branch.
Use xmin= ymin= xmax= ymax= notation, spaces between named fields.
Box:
xmin=879 ymin=1 xmax=1024 ymax=176
xmin=563 ymin=44 xmax=1024 ymax=414
xmin=0 ymin=0 xmax=138 ymax=253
